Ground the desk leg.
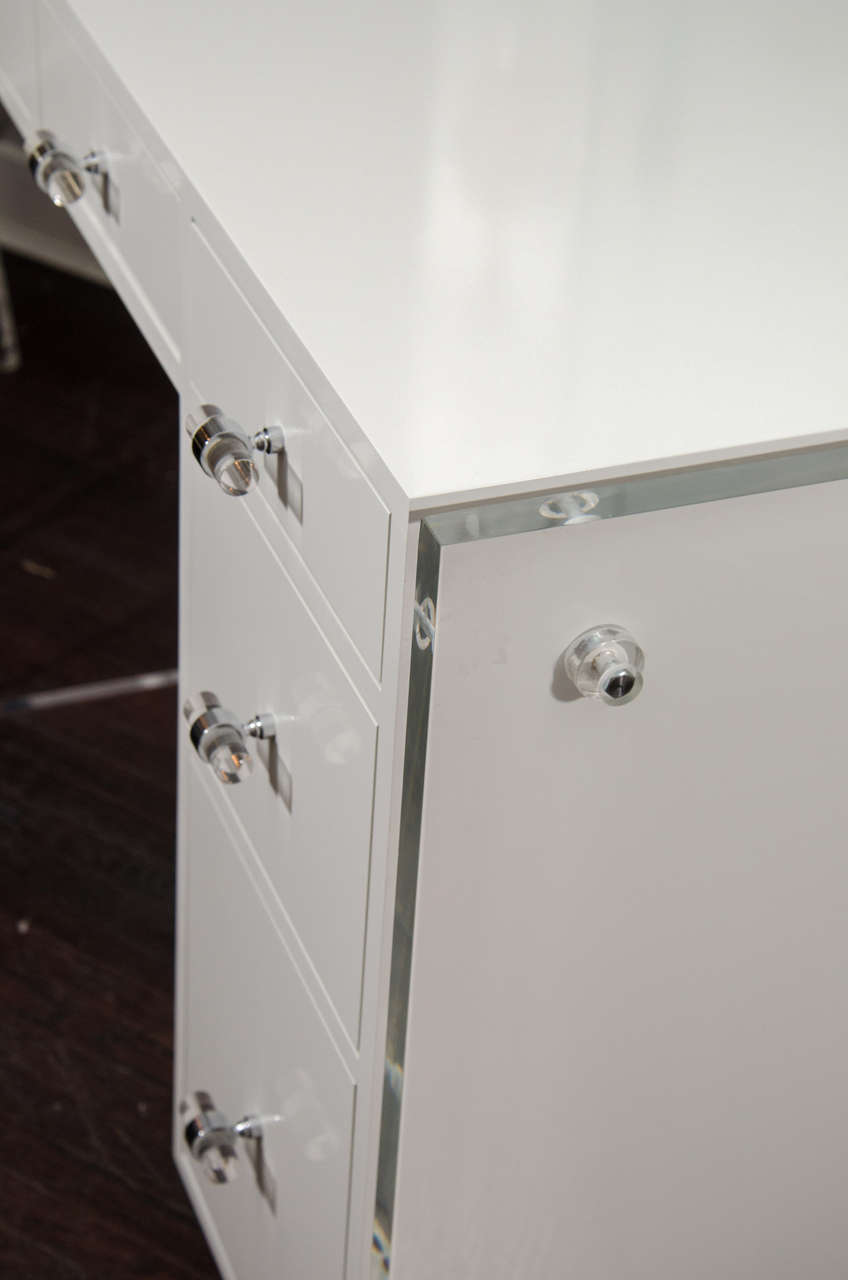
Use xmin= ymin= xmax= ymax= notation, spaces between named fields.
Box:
xmin=0 ymin=250 xmax=21 ymax=372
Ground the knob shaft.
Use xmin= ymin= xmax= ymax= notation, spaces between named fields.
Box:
xmin=562 ymin=625 xmax=645 ymax=706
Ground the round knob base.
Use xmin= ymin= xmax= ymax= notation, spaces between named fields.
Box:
xmin=562 ymin=625 xmax=645 ymax=706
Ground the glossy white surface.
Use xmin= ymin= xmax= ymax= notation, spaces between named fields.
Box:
xmin=394 ymin=479 xmax=848 ymax=1277
xmin=177 ymin=758 xmax=354 ymax=1280
xmin=183 ymin=450 xmax=377 ymax=1046
xmin=65 ymin=0 xmax=848 ymax=501
xmin=0 ymin=0 xmax=38 ymax=130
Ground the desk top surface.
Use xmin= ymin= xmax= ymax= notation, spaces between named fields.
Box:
xmin=68 ymin=0 xmax=848 ymax=503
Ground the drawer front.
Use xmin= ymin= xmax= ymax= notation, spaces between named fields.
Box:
xmin=177 ymin=758 xmax=354 ymax=1280
xmin=183 ymin=446 xmax=377 ymax=1044
xmin=186 ymin=222 xmax=390 ymax=678
xmin=38 ymin=1 xmax=181 ymax=378
xmin=393 ymin=478 xmax=848 ymax=1278
xmin=0 ymin=1 xmax=39 ymax=132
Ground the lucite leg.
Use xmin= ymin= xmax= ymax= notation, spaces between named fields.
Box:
xmin=0 ymin=251 xmax=21 ymax=373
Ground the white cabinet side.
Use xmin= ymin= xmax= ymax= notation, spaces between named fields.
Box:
xmin=392 ymin=480 xmax=848 ymax=1279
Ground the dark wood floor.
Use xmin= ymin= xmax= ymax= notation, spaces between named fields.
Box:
xmin=0 ymin=251 xmax=218 ymax=1277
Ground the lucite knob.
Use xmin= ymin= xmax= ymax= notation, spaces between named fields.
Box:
xmin=25 ymin=130 xmax=101 ymax=208
xmin=184 ymin=691 xmax=276 ymax=785
xmin=185 ymin=405 xmax=285 ymax=497
xmin=562 ymin=624 xmax=645 ymax=706
xmin=181 ymin=1091 xmax=267 ymax=1185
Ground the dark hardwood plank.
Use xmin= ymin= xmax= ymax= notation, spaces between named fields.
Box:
xmin=0 ymin=251 xmax=178 ymax=697
xmin=0 ymin=253 xmax=217 ymax=1277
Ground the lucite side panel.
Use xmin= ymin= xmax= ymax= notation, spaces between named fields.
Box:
xmin=389 ymin=478 xmax=848 ymax=1279
xmin=426 ymin=441 xmax=848 ymax=546
xmin=372 ymin=521 xmax=440 ymax=1273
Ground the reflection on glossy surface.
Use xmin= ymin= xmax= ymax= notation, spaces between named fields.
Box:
xmin=72 ymin=1 xmax=848 ymax=495
xmin=207 ymin=735 xmax=253 ymax=784
xmin=279 ymin=1067 xmax=340 ymax=1166
xmin=295 ymin=672 xmax=361 ymax=765
xmin=209 ymin=444 xmax=258 ymax=498
xmin=538 ymin=490 xmax=599 ymax=523
xmin=388 ymin=0 xmax=848 ymax=495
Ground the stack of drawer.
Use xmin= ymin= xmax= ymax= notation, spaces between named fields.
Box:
xmin=178 ymin=226 xmax=391 ymax=1279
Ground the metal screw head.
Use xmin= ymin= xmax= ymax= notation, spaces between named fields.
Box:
xmin=598 ymin=666 xmax=643 ymax=706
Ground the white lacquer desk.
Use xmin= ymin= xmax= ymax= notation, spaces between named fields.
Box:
xmin=2 ymin=4 xmax=848 ymax=1278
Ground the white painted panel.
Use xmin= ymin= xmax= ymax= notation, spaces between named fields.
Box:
xmin=394 ymin=479 xmax=848 ymax=1278
xmin=177 ymin=758 xmax=353 ymax=1280
xmin=184 ymin=448 xmax=377 ymax=1045
xmin=0 ymin=0 xmax=39 ymax=131
xmin=36 ymin=2 xmax=99 ymax=167
xmin=186 ymin=222 xmax=390 ymax=677
xmin=38 ymin=0 xmax=181 ymax=376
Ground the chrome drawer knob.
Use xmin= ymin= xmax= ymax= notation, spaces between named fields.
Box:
xmin=181 ymin=1091 xmax=272 ymax=1185
xmin=184 ymin=691 xmax=277 ymax=784
xmin=185 ymin=405 xmax=285 ymax=497
xmin=562 ymin=624 xmax=645 ymax=706
xmin=24 ymin=130 xmax=102 ymax=208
